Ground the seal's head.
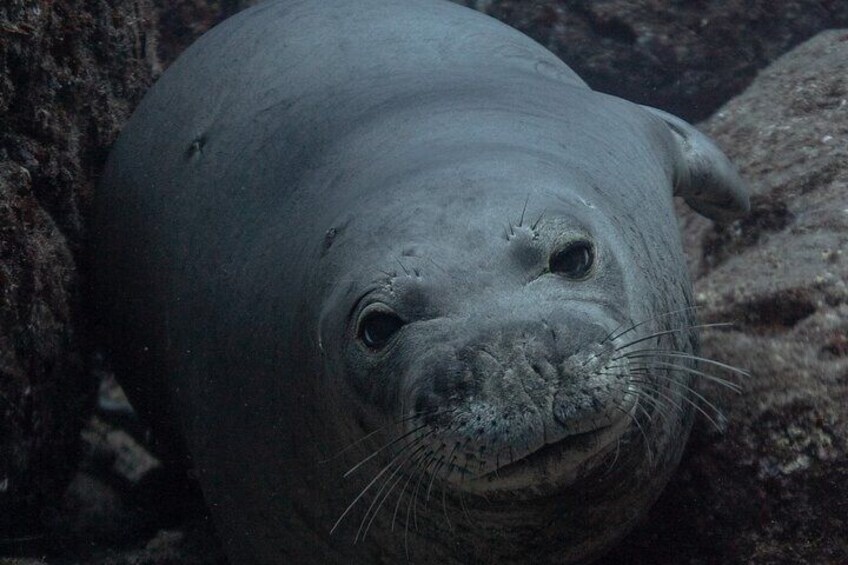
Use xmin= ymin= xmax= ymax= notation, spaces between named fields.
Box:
xmin=308 ymin=93 xmax=747 ymax=561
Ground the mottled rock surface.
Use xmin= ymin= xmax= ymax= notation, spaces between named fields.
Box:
xmin=0 ymin=0 xmax=157 ymax=540
xmin=0 ymin=0 xmax=247 ymax=552
xmin=454 ymin=0 xmax=848 ymax=122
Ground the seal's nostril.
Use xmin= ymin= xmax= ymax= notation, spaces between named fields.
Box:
xmin=531 ymin=363 xmax=543 ymax=377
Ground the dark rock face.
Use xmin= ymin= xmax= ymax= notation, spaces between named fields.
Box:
xmin=0 ymin=0 xmax=246 ymax=549
xmin=0 ymin=0 xmax=155 ymax=538
xmin=454 ymin=0 xmax=848 ymax=122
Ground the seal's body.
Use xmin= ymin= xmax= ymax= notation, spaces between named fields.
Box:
xmin=92 ymin=0 xmax=748 ymax=563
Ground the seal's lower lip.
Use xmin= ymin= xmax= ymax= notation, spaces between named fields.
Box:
xmin=481 ymin=426 xmax=611 ymax=479
xmin=523 ymin=428 xmax=606 ymax=467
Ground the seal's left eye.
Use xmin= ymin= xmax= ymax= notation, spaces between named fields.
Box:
xmin=359 ymin=311 xmax=404 ymax=350
xmin=550 ymin=241 xmax=595 ymax=280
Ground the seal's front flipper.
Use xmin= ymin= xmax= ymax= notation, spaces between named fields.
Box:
xmin=643 ymin=105 xmax=750 ymax=222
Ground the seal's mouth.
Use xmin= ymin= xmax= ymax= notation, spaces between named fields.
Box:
xmin=456 ymin=395 xmax=637 ymax=496
xmin=489 ymin=425 xmax=612 ymax=477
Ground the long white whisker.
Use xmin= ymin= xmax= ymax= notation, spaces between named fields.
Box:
xmin=359 ymin=443 xmax=430 ymax=542
xmin=343 ymin=423 xmax=430 ymax=479
xmin=626 ymin=358 xmax=743 ymax=393
xmin=605 ymin=305 xmax=701 ymax=343
xmin=616 ymin=348 xmax=750 ymax=377
xmin=632 ymin=378 xmax=725 ymax=431
xmin=614 ymin=323 xmax=734 ymax=352
xmin=331 ymin=429 xmax=433 ymax=535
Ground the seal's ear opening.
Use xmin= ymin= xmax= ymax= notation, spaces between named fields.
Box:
xmin=642 ymin=105 xmax=750 ymax=222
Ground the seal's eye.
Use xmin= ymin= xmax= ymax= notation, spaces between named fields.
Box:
xmin=550 ymin=241 xmax=595 ymax=280
xmin=359 ymin=310 xmax=404 ymax=350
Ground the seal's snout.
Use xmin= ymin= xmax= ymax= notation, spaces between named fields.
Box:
xmin=415 ymin=312 xmax=622 ymax=413
xmin=406 ymin=310 xmax=633 ymax=489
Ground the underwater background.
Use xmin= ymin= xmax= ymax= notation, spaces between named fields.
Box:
xmin=1 ymin=1 xmax=846 ymax=562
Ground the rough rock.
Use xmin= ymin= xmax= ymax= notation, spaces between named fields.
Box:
xmin=0 ymin=0 xmax=249 ymax=548
xmin=453 ymin=0 xmax=848 ymax=122
xmin=0 ymin=0 xmax=156 ymax=538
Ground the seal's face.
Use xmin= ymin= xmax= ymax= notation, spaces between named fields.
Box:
xmin=316 ymin=161 xmax=679 ymax=516
xmin=344 ymin=218 xmax=636 ymax=498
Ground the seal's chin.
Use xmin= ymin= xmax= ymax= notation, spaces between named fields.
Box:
xmin=458 ymin=396 xmax=637 ymax=497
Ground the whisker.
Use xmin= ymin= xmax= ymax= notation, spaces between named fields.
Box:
xmin=366 ymin=469 xmax=410 ymax=539
xmin=318 ymin=427 xmax=386 ymax=464
xmin=604 ymin=305 xmax=701 ymax=343
xmin=391 ymin=457 xmax=421 ymax=533
xmin=441 ymin=482 xmax=453 ymax=531
xmin=601 ymin=394 xmax=636 ymax=475
xmin=425 ymin=453 xmax=448 ymax=506
xmin=401 ymin=445 xmax=445 ymax=559
xmin=330 ymin=429 xmax=434 ymax=535
xmin=614 ymin=323 xmax=735 ymax=352
xmin=404 ymin=456 xmax=426 ymax=560
xmin=320 ymin=409 xmax=440 ymax=465
xmin=613 ymin=402 xmax=653 ymax=465
xmin=394 ymin=444 xmax=435 ymax=533
xmin=632 ymin=377 xmax=725 ymax=431
xmin=615 ymin=349 xmax=750 ymax=378
xmin=406 ymin=451 xmax=437 ymax=555
xmin=414 ymin=452 xmax=441 ymax=530
xmin=439 ymin=440 xmax=466 ymax=485
xmin=638 ymin=366 xmax=731 ymax=428
xmin=518 ymin=194 xmax=530 ymax=227
xmin=343 ymin=423 xmax=430 ymax=479
xmin=624 ymin=358 xmax=743 ymax=393
xmin=359 ymin=442 xmax=430 ymax=542
xmin=459 ymin=492 xmax=473 ymax=524
xmin=439 ymin=444 xmax=461 ymax=532
xmin=627 ymin=387 xmax=675 ymax=427
xmin=392 ymin=419 xmax=464 ymax=531
xmin=629 ymin=378 xmax=685 ymax=415
xmin=531 ymin=209 xmax=545 ymax=230
xmin=602 ymin=436 xmax=622 ymax=475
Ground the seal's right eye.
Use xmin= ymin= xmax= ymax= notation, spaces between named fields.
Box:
xmin=359 ymin=310 xmax=405 ymax=350
xmin=550 ymin=240 xmax=595 ymax=280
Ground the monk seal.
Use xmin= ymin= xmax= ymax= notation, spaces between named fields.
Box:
xmin=90 ymin=0 xmax=749 ymax=562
